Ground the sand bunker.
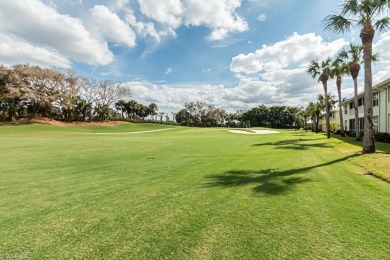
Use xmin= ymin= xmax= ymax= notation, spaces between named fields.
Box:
xmin=229 ymin=129 xmax=280 ymax=135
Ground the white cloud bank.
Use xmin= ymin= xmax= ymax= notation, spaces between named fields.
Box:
xmin=128 ymin=32 xmax=353 ymax=113
xmin=0 ymin=0 xmax=248 ymax=68
xmin=0 ymin=0 xmax=114 ymax=68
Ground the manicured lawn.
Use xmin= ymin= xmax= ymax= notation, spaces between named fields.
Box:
xmin=1 ymin=124 xmax=389 ymax=259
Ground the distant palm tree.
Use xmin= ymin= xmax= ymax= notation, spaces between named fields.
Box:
xmin=171 ymin=112 xmax=176 ymax=122
xmin=330 ymin=56 xmax=349 ymax=137
xmin=159 ymin=112 xmax=165 ymax=122
xmin=339 ymin=44 xmax=379 ymax=141
xmin=126 ymin=100 xmax=138 ymax=120
xmin=306 ymin=103 xmax=316 ymax=132
xmin=148 ymin=103 xmax=158 ymax=120
xmin=307 ymin=58 xmax=332 ymax=138
xmin=323 ymin=0 xmax=390 ymax=153
xmin=115 ymin=99 xmax=127 ymax=119
xmin=314 ymin=101 xmax=325 ymax=133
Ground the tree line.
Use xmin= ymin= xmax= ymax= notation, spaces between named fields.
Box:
xmin=0 ymin=64 xmax=141 ymax=122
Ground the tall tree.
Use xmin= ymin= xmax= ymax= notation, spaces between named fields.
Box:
xmin=323 ymin=0 xmax=390 ymax=152
xmin=307 ymin=58 xmax=332 ymax=138
xmin=330 ymin=55 xmax=349 ymax=136
xmin=339 ymin=44 xmax=379 ymax=141
xmin=115 ymin=100 xmax=127 ymax=119
xmin=306 ymin=103 xmax=316 ymax=132
xmin=148 ymin=103 xmax=158 ymax=120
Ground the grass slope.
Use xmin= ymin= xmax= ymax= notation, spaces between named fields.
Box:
xmin=1 ymin=124 xmax=389 ymax=259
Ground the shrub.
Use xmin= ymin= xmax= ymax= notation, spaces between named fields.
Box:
xmin=374 ymin=132 xmax=390 ymax=143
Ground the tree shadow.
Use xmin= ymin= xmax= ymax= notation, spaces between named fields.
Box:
xmin=203 ymin=153 xmax=360 ymax=196
xmin=252 ymin=138 xmax=332 ymax=150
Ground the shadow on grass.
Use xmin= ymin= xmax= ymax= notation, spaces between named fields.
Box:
xmin=252 ymin=138 xmax=332 ymax=150
xmin=204 ymin=153 xmax=360 ymax=196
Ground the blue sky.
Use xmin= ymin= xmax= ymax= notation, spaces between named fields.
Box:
xmin=1 ymin=0 xmax=389 ymax=113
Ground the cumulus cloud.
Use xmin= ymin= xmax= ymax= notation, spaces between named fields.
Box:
xmin=124 ymin=8 xmax=175 ymax=44
xmin=0 ymin=33 xmax=71 ymax=68
xmin=125 ymin=33 xmax=355 ymax=113
xmin=90 ymin=5 xmax=136 ymax=47
xmin=225 ymin=33 xmax=352 ymax=109
xmin=136 ymin=0 xmax=248 ymax=41
xmin=184 ymin=0 xmax=248 ymax=40
xmin=137 ymin=0 xmax=184 ymax=29
xmin=0 ymin=0 xmax=114 ymax=66
xmin=230 ymin=32 xmax=348 ymax=74
xmin=127 ymin=79 xmax=313 ymax=114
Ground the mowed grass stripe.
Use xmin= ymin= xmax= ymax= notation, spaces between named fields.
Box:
xmin=0 ymin=124 xmax=389 ymax=259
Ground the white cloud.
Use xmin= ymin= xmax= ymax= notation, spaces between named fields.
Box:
xmin=374 ymin=32 xmax=390 ymax=63
xmin=124 ymin=9 xmax=175 ymax=44
xmin=184 ymin=0 xmax=248 ymax=41
xmin=230 ymin=32 xmax=348 ymax=74
xmin=126 ymin=78 xmax=317 ymax=114
xmin=257 ymin=13 xmax=267 ymax=22
xmin=123 ymin=33 xmax=353 ymax=114
xmin=90 ymin=5 xmax=136 ymax=48
xmin=137 ymin=0 xmax=184 ymax=29
xmin=0 ymin=33 xmax=71 ymax=68
xmin=136 ymin=0 xmax=248 ymax=41
xmin=0 ymin=0 xmax=114 ymax=66
xmin=164 ymin=67 xmax=173 ymax=75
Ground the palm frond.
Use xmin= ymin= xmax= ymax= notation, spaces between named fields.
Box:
xmin=307 ymin=60 xmax=321 ymax=79
xmin=323 ymin=14 xmax=352 ymax=33
xmin=372 ymin=53 xmax=380 ymax=63
xmin=374 ymin=17 xmax=390 ymax=31
xmin=341 ymin=0 xmax=359 ymax=15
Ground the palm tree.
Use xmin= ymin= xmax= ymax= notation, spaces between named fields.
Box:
xmin=323 ymin=0 xmax=390 ymax=152
xmin=171 ymin=112 xmax=176 ymax=122
xmin=115 ymin=99 xmax=127 ymax=119
xmin=314 ymin=102 xmax=325 ymax=133
xmin=126 ymin=100 xmax=138 ymax=120
xmin=330 ymin=55 xmax=349 ymax=137
xmin=159 ymin=112 xmax=165 ymax=122
xmin=339 ymin=44 xmax=379 ymax=141
xmin=307 ymin=58 xmax=332 ymax=138
xmin=306 ymin=103 xmax=316 ymax=132
xmin=148 ymin=103 xmax=158 ymax=120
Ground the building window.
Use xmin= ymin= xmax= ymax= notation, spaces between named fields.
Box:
xmin=359 ymin=117 xmax=364 ymax=132
xmin=344 ymin=105 xmax=348 ymax=114
xmin=373 ymin=116 xmax=379 ymax=132
xmin=373 ymin=93 xmax=379 ymax=106
xmin=344 ymin=120 xmax=348 ymax=131
xmin=349 ymin=102 xmax=354 ymax=109
xmin=349 ymin=119 xmax=355 ymax=131
xmin=358 ymin=97 xmax=364 ymax=107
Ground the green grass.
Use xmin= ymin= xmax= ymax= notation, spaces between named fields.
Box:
xmin=1 ymin=124 xmax=390 ymax=259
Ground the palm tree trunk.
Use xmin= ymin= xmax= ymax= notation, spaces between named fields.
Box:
xmin=361 ymin=23 xmax=375 ymax=153
xmin=353 ymin=77 xmax=361 ymax=141
xmin=323 ymin=85 xmax=331 ymax=139
xmin=337 ymin=77 xmax=345 ymax=137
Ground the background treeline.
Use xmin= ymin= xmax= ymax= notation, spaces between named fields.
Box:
xmin=175 ymin=102 xmax=302 ymax=129
xmin=1 ymin=64 xmax=304 ymax=129
xmin=0 ymin=64 xmax=139 ymax=122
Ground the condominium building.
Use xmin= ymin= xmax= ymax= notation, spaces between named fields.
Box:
xmin=321 ymin=77 xmax=390 ymax=133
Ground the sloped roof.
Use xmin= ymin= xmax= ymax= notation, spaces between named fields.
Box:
xmin=342 ymin=77 xmax=390 ymax=105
